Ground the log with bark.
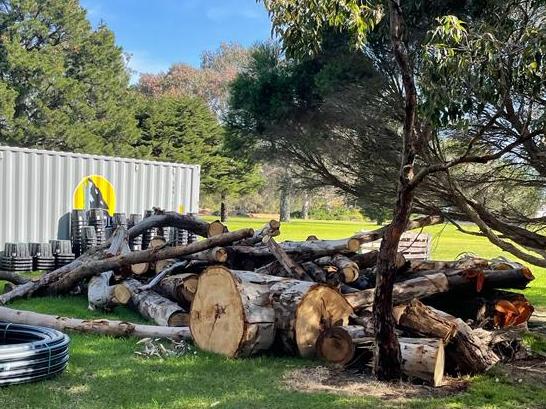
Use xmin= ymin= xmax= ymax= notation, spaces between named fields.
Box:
xmin=424 ymin=290 xmax=534 ymax=329
xmin=124 ymin=278 xmax=189 ymax=326
xmin=344 ymin=272 xmax=449 ymax=310
xmin=184 ymin=247 xmax=228 ymax=264
xmin=235 ymin=220 xmax=280 ymax=246
xmin=0 ymin=305 xmax=191 ymax=340
xmin=0 ymin=270 xmax=30 ymax=285
xmin=316 ymin=326 xmax=445 ymax=386
xmin=155 ymin=273 xmax=198 ymax=310
xmin=314 ymin=254 xmax=360 ymax=283
xmin=87 ymin=271 xmax=131 ymax=311
xmin=127 ymin=212 xmax=226 ymax=239
xmin=190 ymin=266 xmax=353 ymax=358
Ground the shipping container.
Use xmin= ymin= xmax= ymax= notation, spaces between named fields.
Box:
xmin=0 ymin=146 xmax=200 ymax=247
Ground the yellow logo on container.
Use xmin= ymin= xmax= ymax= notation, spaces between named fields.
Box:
xmin=73 ymin=175 xmax=116 ymax=216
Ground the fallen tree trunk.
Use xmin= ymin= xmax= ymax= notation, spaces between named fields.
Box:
xmin=127 ymin=212 xmax=225 ymax=239
xmin=87 ymin=271 xmax=131 ymax=311
xmin=124 ymin=278 xmax=189 ymax=326
xmin=316 ymin=326 xmax=445 ymax=386
xmin=190 ymin=267 xmax=353 ymax=358
xmin=226 ymin=237 xmax=361 ymax=262
xmin=344 ymin=272 xmax=449 ymax=310
xmin=0 ymin=306 xmax=191 ymax=340
xmin=412 ymin=266 xmax=534 ymax=292
xmin=156 ymin=273 xmax=198 ymax=310
xmin=0 ymin=228 xmax=252 ymax=306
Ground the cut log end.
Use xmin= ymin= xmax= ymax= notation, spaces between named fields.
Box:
xmin=208 ymin=220 xmax=227 ymax=237
xmin=167 ymin=312 xmax=190 ymax=327
xmin=316 ymin=326 xmax=355 ymax=365
xmin=346 ymin=238 xmax=361 ymax=253
xmin=294 ymin=286 xmax=353 ymax=357
xmin=131 ymin=262 xmax=150 ymax=275
xmin=113 ymin=284 xmax=131 ymax=304
xmin=190 ymin=267 xmax=246 ymax=357
xmin=400 ymin=338 xmax=445 ymax=387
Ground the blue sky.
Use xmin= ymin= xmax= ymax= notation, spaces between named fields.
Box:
xmin=79 ymin=0 xmax=272 ymax=81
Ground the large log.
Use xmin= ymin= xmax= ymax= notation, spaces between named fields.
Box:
xmin=190 ymin=267 xmax=353 ymax=358
xmin=316 ymin=326 xmax=445 ymax=386
xmin=124 ymin=278 xmax=188 ymax=326
xmin=227 ymin=237 xmax=361 ymax=262
xmin=344 ymin=272 xmax=449 ymax=310
xmin=156 ymin=273 xmax=198 ymax=310
xmin=190 ymin=267 xmax=278 ymax=357
xmin=0 ymin=306 xmax=191 ymax=340
xmin=269 ymin=278 xmax=353 ymax=357
xmin=87 ymin=271 xmax=131 ymax=311
xmin=411 ymin=264 xmax=534 ymax=292
xmin=393 ymin=299 xmax=457 ymax=343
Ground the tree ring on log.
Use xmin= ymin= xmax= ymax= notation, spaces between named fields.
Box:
xmin=316 ymin=326 xmax=355 ymax=365
xmin=190 ymin=267 xmax=246 ymax=357
xmin=292 ymin=285 xmax=353 ymax=357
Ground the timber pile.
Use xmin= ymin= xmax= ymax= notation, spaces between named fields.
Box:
xmin=0 ymin=212 xmax=537 ymax=387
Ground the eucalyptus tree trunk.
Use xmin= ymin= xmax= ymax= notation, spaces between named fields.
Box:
xmin=220 ymin=193 xmax=228 ymax=222
xmin=279 ymin=175 xmax=291 ymax=222
xmin=302 ymin=192 xmax=310 ymax=220
xmin=372 ymin=0 xmax=419 ymax=381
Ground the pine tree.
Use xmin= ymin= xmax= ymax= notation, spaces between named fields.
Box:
xmin=0 ymin=0 xmax=139 ymax=155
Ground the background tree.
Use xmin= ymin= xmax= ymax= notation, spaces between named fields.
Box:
xmin=225 ymin=40 xmax=401 ymax=223
xmin=134 ymin=94 xmax=262 ymax=220
xmin=137 ymin=42 xmax=251 ymax=118
xmin=0 ymin=0 xmax=139 ymax=155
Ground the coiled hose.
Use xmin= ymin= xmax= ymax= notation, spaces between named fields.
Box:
xmin=0 ymin=322 xmax=70 ymax=386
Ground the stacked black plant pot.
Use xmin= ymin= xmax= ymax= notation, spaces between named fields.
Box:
xmin=70 ymin=209 xmax=87 ymax=257
xmin=30 ymin=242 xmax=55 ymax=271
xmin=0 ymin=243 xmax=33 ymax=272
xmin=50 ymin=240 xmax=75 ymax=268
xmin=87 ymin=208 xmax=107 ymax=245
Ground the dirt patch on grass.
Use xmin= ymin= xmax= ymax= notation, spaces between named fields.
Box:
xmin=282 ymin=366 xmax=468 ymax=401
xmin=491 ymin=356 xmax=546 ymax=386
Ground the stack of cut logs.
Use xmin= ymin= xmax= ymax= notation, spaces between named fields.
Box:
xmin=0 ymin=212 xmax=536 ymax=387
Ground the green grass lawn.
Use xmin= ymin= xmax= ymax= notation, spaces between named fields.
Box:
xmin=1 ymin=217 xmax=545 ymax=409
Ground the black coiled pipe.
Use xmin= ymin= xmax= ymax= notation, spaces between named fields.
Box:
xmin=0 ymin=322 xmax=70 ymax=386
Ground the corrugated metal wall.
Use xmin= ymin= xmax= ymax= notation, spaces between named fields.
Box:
xmin=0 ymin=146 xmax=200 ymax=247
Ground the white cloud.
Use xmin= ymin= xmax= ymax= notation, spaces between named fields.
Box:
xmin=126 ymin=50 xmax=170 ymax=84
